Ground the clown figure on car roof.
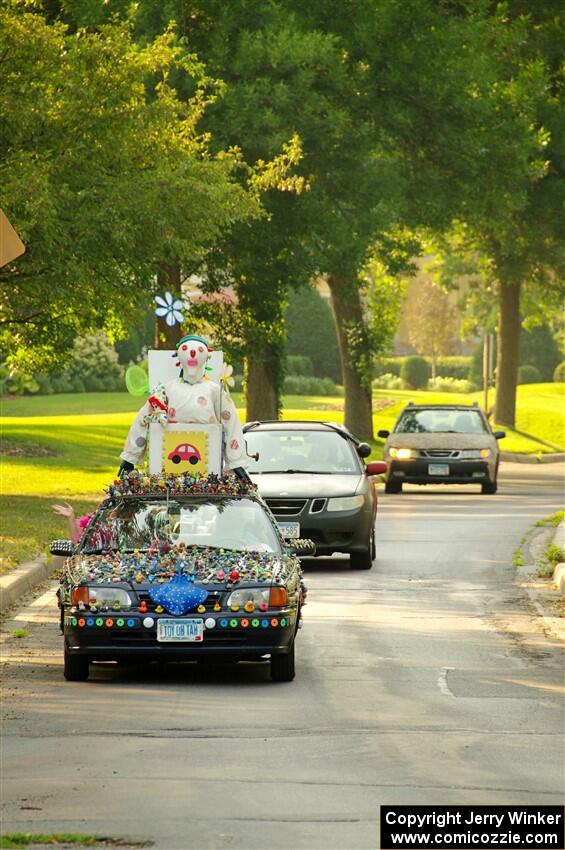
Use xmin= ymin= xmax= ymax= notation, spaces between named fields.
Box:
xmin=119 ymin=334 xmax=249 ymax=478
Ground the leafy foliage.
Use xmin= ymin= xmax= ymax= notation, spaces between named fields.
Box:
xmin=0 ymin=5 xmax=257 ymax=361
xmin=401 ymin=356 xmax=431 ymax=390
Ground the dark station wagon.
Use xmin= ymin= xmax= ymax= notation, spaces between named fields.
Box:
xmin=53 ymin=473 xmax=309 ymax=683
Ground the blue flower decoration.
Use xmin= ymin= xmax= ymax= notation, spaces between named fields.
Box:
xmin=149 ymin=564 xmax=208 ymax=615
xmin=155 ymin=291 xmax=184 ymax=327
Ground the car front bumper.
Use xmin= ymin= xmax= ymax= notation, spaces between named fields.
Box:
xmin=388 ymin=459 xmax=495 ymax=485
xmin=64 ymin=609 xmax=297 ymax=662
xmin=272 ymin=505 xmax=374 ymax=556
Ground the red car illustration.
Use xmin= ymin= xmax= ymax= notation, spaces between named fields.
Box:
xmin=167 ymin=443 xmax=202 ymax=465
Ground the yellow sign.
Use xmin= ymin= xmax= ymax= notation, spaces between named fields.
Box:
xmin=162 ymin=431 xmax=209 ymax=475
xmin=0 ymin=210 xmax=25 ymax=268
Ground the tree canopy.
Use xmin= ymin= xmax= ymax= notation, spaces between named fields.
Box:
xmin=0 ymin=3 xmax=258 ymax=365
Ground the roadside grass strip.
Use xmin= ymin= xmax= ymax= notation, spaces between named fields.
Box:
xmin=0 ymin=835 xmax=148 ymax=849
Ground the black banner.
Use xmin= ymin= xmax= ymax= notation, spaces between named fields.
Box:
xmin=380 ymin=806 xmax=564 ymax=850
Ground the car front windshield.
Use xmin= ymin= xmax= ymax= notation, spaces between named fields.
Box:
xmin=82 ymin=497 xmax=281 ymax=554
xmin=245 ymin=430 xmax=359 ymax=474
xmin=394 ymin=409 xmax=489 ymax=434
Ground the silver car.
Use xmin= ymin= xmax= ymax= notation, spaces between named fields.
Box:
xmin=378 ymin=403 xmax=505 ymax=495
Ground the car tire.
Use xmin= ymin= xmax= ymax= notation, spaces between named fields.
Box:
xmin=481 ymin=479 xmax=498 ymax=495
xmin=64 ymin=646 xmax=90 ymax=681
xmin=171 ymin=455 xmax=181 ymax=464
xmin=350 ymin=531 xmax=374 ymax=570
xmin=385 ymin=479 xmax=402 ymax=494
xmin=270 ymin=641 xmax=295 ymax=682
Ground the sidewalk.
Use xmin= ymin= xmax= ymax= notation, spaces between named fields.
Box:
xmin=0 ymin=555 xmax=62 ymax=615
xmin=516 ymin=522 xmax=565 ymax=641
xmin=500 ymin=451 xmax=565 ymax=464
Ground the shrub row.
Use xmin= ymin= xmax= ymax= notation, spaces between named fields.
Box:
xmin=375 ymin=356 xmax=472 ymax=380
xmin=283 ymin=375 xmax=340 ymax=395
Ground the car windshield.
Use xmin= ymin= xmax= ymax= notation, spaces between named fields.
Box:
xmin=245 ymin=430 xmax=360 ymax=474
xmin=82 ymin=497 xmax=281 ymax=554
xmin=394 ymin=409 xmax=489 ymax=434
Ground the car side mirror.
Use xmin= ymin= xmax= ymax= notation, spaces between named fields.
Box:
xmin=287 ymin=538 xmax=316 ymax=557
xmin=356 ymin=442 xmax=372 ymax=458
xmin=50 ymin=539 xmax=76 ymax=557
xmin=493 ymin=431 xmax=506 ymax=440
xmin=377 ymin=429 xmax=390 ymax=439
xmin=366 ymin=461 xmax=387 ymax=476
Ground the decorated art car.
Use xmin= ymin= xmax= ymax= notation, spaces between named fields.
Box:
xmin=53 ymin=472 xmax=309 ymax=683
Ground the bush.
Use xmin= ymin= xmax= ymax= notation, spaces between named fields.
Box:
xmin=374 ymin=357 xmax=405 ymax=377
xmin=520 ymin=324 xmax=561 ymax=381
xmin=517 ymin=364 xmax=541 ymax=385
xmin=283 ymin=375 xmax=339 ymax=395
xmin=286 ymin=287 xmax=341 ymax=381
xmin=372 ymin=373 xmax=403 ymax=390
xmin=400 ymin=356 xmax=430 ymax=389
xmin=51 ymin=373 xmax=74 ymax=394
xmin=70 ymin=375 xmax=86 ymax=393
xmin=35 ymin=373 xmax=54 ymax=395
xmin=0 ymin=363 xmax=39 ymax=395
xmin=435 ymin=356 xmax=472 ymax=380
xmin=428 ymin=376 xmax=475 ymax=393
xmin=286 ymin=355 xmax=313 ymax=377
xmin=233 ymin=374 xmax=244 ymax=393
xmin=68 ymin=332 xmax=124 ymax=391
xmin=554 ymin=361 xmax=565 ymax=382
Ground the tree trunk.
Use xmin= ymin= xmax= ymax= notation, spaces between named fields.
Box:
xmin=154 ymin=263 xmax=182 ymax=350
xmin=245 ymin=356 xmax=279 ymax=422
xmin=327 ymin=274 xmax=374 ymax=440
xmin=494 ymin=279 xmax=521 ymax=428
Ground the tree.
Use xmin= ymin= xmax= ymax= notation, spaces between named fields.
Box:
xmin=405 ymin=280 xmax=457 ymax=379
xmin=285 ymin=286 xmax=341 ymax=383
xmin=0 ymin=5 xmax=258 ymax=366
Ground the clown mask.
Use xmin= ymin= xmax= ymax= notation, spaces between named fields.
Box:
xmin=177 ymin=335 xmax=210 ymax=384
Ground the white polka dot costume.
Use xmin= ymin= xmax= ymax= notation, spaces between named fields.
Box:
xmin=120 ymin=334 xmax=247 ymax=471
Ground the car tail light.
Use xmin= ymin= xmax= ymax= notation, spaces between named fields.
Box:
xmin=269 ymin=587 xmax=288 ymax=607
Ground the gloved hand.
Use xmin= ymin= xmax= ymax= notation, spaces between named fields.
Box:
xmin=232 ymin=466 xmax=251 ymax=482
xmin=118 ymin=460 xmax=135 ymax=477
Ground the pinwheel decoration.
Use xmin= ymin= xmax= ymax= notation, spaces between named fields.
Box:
xmin=154 ymin=291 xmax=185 ymax=327
xmin=220 ymin=363 xmax=235 ymax=390
xmin=149 ymin=562 xmax=208 ymax=615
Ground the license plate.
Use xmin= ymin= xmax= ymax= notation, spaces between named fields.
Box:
xmin=157 ymin=618 xmax=204 ymax=642
xmin=428 ymin=463 xmax=449 ymax=476
xmin=277 ymin=521 xmax=300 ymax=539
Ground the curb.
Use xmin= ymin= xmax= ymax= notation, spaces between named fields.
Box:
xmin=500 ymin=452 xmax=565 ymax=464
xmin=552 ymin=563 xmax=565 ymax=595
xmin=0 ymin=554 xmax=62 ymax=615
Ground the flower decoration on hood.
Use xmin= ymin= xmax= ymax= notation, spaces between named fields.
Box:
xmin=154 ymin=291 xmax=184 ymax=327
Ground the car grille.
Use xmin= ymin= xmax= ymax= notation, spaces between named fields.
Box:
xmin=310 ymin=498 xmax=326 ymax=514
xmin=136 ymin=590 xmax=223 ymax=612
xmin=420 ymin=450 xmax=461 ymax=459
xmin=264 ymin=498 xmax=307 ymax=517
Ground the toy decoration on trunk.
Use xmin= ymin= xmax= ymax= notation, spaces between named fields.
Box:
xmin=120 ymin=334 xmax=248 ymax=479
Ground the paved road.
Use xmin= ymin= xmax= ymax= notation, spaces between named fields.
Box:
xmin=1 ymin=462 xmax=563 ymax=850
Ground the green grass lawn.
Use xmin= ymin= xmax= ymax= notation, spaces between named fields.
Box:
xmin=1 ymin=384 xmax=563 ymax=571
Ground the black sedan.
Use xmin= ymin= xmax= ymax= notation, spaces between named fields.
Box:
xmin=243 ymin=421 xmax=387 ymax=569
xmin=53 ymin=472 xmax=308 ymax=683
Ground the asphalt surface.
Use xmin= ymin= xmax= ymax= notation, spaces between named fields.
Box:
xmin=1 ymin=462 xmax=564 ymax=850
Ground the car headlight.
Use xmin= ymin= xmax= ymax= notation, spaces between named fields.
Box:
xmin=225 ymin=587 xmax=288 ymax=609
xmin=225 ymin=588 xmax=269 ymax=608
xmin=72 ymin=586 xmax=132 ymax=610
xmin=327 ymin=495 xmax=365 ymax=512
xmin=461 ymin=449 xmax=491 ymax=459
xmin=389 ymin=447 xmax=415 ymax=459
